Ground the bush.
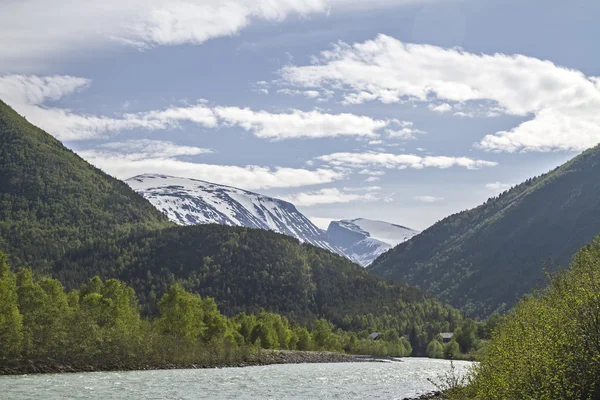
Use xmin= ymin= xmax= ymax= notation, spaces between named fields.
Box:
xmin=464 ymin=236 xmax=600 ymax=399
xmin=426 ymin=339 xmax=444 ymax=359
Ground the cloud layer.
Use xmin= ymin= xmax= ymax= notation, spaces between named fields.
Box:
xmin=317 ymin=152 xmax=497 ymax=170
xmin=78 ymin=139 xmax=344 ymax=190
xmin=0 ymin=74 xmax=393 ymax=141
xmin=281 ymin=187 xmax=380 ymax=206
xmin=281 ymin=34 xmax=600 ymax=152
xmin=1 ymin=0 xmax=433 ymax=73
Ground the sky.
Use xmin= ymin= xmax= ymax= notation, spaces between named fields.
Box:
xmin=1 ymin=0 xmax=599 ymax=231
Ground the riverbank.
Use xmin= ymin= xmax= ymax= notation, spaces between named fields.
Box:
xmin=402 ymin=391 xmax=445 ymax=400
xmin=0 ymin=350 xmax=396 ymax=375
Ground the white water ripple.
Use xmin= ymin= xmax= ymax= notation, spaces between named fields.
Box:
xmin=0 ymin=358 xmax=474 ymax=399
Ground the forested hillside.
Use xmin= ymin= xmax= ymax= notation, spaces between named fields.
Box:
xmin=370 ymin=145 xmax=600 ymax=317
xmin=54 ymin=224 xmax=462 ymax=353
xmin=0 ymin=100 xmax=172 ymax=271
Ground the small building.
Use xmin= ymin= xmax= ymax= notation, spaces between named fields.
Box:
xmin=369 ymin=332 xmax=382 ymax=341
xmin=440 ymin=332 xmax=454 ymax=343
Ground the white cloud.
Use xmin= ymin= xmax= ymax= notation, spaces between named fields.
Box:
xmin=415 ymin=196 xmax=444 ymax=202
xmin=0 ymin=74 xmax=219 ymax=140
xmin=0 ymin=0 xmax=435 ymax=73
xmin=281 ymin=187 xmax=379 ymax=207
xmin=96 ymin=139 xmax=213 ymax=159
xmin=429 ymin=103 xmax=452 ymax=113
xmin=78 ymin=145 xmax=344 ymax=190
xmin=0 ymin=74 xmax=393 ymax=141
xmin=214 ymin=106 xmax=389 ymax=140
xmin=365 ymin=176 xmax=380 ymax=182
xmin=485 ymin=182 xmax=512 ymax=191
xmin=277 ymin=89 xmax=321 ymax=99
xmin=342 ymin=186 xmax=381 ymax=192
xmin=358 ymin=169 xmax=385 ymax=176
xmin=386 ymin=120 xmax=424 ymax=139
xmin=1 ymin=1 xmax=328 ymax=72
xmin=0 ymin=74 xmax=90 ymax=105
xmin=318 ymin=152 xmax=497 ymax=170
xmin=281 ymin=34 xmax=600 ymax=152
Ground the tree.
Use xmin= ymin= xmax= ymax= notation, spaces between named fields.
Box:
xmin=312 ymin=319 xmax=333 ymax=349
xmin=427 ymin=339 xmax=444 ymax=359
xmin=250 ymin=322 xmax=277 ymax=349
xmin=454 ymin=319 xmax=479 ymax=354
xmin=157 ymin=284 xmax=206 ymax=344
xmin=444 ymin=340 xmax=460 ymax=359
xmin=0 ymin=252 xmax=22 ymax=359
xmin=16 ymin=269 xmax=70 ymax=358
xmin=295 ymin=327 xmax=312 ymax=351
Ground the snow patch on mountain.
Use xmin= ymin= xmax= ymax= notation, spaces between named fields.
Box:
xmin=326 ymin=218 xmax=419 ymax=267
xmin=126 ymin=174 xmax=340 ymax=254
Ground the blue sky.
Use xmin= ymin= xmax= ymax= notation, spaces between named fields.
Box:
xmin=1 ymin=0 xmax=598 ymax=230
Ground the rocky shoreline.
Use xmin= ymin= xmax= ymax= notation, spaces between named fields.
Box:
xmin=0 ymin=351 xmax=396 ymax=376
xmin=402 ymin=391 xmax=445 ymax=400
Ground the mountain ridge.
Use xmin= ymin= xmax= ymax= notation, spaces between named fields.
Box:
xmin=369 ymin=144 xmax=600 ymax=317
xmin=126 ymin=173 xmax=341 ymax=254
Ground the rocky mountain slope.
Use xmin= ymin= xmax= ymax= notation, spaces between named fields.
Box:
xmin=126 ymin=174 xmax=340 ymax=254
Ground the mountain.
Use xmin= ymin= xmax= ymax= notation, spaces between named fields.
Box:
xmin=0 ymin=100 xmax=172 ymax=271
xmin=326 ymin=218 xmax=419 ymax=266
xmin=0 ymin=99 xmax=462 ymax=355
xmin=370 ymin=144 xmax=600 ymax=317
xmin=126 ymin=173 xmax=341 ymax=254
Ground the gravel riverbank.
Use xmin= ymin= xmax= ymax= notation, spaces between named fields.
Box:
xmin=0 ymin=351 xmax=396 ymax=376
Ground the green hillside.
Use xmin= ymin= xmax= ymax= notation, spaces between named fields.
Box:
xmin=0 ymin=100 xmax=172 ymax=270
xmin=370 ymin=145 xmax=600 ymax=317
xmin=54 ymin=224 xmax=462 ymax=350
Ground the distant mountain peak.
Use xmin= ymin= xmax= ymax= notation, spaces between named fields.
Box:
xmin=326 ymin=218 xmax=419 ymax=267
xmin=126 ymin=174 xmax=340 ymax=254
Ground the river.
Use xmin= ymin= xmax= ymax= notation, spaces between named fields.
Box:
xmin=0 ymin=358 xmax=473 ymax=399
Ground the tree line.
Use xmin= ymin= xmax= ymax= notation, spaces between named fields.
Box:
xmin=0 ymin=251 xmax=413 ymax=368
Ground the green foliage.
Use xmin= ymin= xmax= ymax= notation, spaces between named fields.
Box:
xmin=427 ymin=339 xmax=444 ymax=359
xmin=464 ymin=236 xmax=600 ymax=399
xmin=0 ymin=100 xmax=171 ymax=272
xmin=444 ymin=340 xmax=460 ymax=359
xmin=157 ymin=284 xmax=206 ymax=344
xmin=454 ymin=319 xmax=480 ymax=354
xmin=16 ymin=269 xmax=71 ymax=358
xmin=0 ymin=253 xmax=420 ymax=367
xmin=0 ymin=252 xmax=22 ymax=359
xmin=370 ymin=144 xmax=600 ymax=317
xmin=295 ymin=327 xmax=312 ymax=351
xmin=54 ymin=225 xmax=462 ymax=355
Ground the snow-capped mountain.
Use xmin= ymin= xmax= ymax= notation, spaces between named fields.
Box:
xmin=126 ymin=174 xmax=340 ymax=254
xmin=326 ymin=218 xmax=420 ymax=267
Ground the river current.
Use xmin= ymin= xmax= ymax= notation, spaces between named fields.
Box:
xmin=0 ymin=358 xmax=473 ymax=399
